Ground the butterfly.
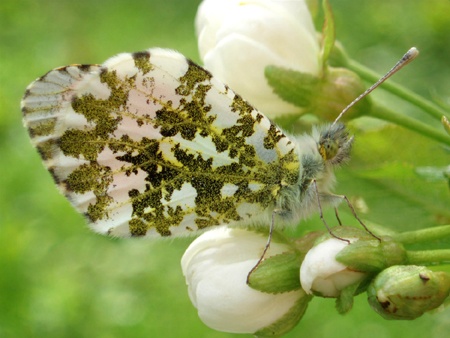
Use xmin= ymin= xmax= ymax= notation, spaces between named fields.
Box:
xmin=21 ymin=48 xmax=354 ymax=238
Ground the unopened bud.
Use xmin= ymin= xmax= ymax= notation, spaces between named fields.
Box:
xmin=299 ymin=229 xmax=368 ymax=298
xmin=367 ymin=265 xmax=450 ymax=320
xmin=311 ymin=67 xmax=370 ymax=121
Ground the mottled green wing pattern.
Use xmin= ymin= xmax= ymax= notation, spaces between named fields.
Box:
xmin=22 ymin=48 xmax=300 ymax=237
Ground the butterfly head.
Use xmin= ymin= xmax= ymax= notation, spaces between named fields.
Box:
xmin=317 ymin=123 xmax=353 ymax=166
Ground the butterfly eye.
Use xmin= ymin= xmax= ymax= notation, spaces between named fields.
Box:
xmin=318 ymin=138 xmax=339 ymax=161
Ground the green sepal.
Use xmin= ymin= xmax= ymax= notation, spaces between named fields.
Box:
xmin=336 ymin=275 xmax=373 ymax=314
xmin=335 ymin=281 xmax=358 ymax=314
xmin=336 ymin=236 xmax=408 ymax=272
xmin=293 ymin=230 xmax=325 ymax=256
xmin=265 ymin=65 xmax=369 ymax=122
xmin=315 ymin=67 xmax=370 ymax=120
xmin=248 ymin=252 xmax=302 ymax=294
xmin=327 ymin=41 xmax=350 ymax=68
xmin=320 ymin=226 xmax=371 ymax=241
xmin=265 ymin=66 xmax=321 ymax=108
xmin=311 ymin=226 xmax=372 ymax=247
xmin=320 ymin=0 xmax=335 ymax=70
xmin=254 ymin=290 xmax=313 ymax=338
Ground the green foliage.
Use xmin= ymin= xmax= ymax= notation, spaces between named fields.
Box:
xmin=0 ymin=0 xmax=449 ymax=337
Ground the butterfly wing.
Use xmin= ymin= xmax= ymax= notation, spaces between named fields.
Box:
xmin=22 ymin=48 xmax=300 ymax=237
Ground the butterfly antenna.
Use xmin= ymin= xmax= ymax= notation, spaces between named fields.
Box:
xmin=332 ymin=47 xmax=419 ymax=126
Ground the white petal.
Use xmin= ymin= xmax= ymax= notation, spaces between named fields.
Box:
xmin=300 ymin=238 xmax=351 ymax=295
xmin=195 ymin=0 xmax=319 ymax=116
xmin=182 ymin=227 xmax=302 ymax=333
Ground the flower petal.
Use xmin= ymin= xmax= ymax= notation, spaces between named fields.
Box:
xmin=182 ymin=226 xmax=304 ymax=333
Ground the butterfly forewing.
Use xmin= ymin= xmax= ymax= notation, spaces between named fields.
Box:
xmin=22 ymin=48 xmax=300 ymax=237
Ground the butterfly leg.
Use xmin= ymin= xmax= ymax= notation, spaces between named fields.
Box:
xmin=312 ymin=180 xmax=350 ymax=243
xmin=334 ymin=207 xmax=343 ymax=226
xmin=246 ymin=211 xmax=276 ymax=285
xmin=333 ymin=193 xmax=381 ymax=241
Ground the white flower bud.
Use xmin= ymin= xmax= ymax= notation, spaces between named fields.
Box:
xmin=181 ymin=226 xmax=306 ymax=334
xmin=195 ymin=0 xmax=320 ymax=116
xmin=300 ymin=238 xmax=367 ymax=297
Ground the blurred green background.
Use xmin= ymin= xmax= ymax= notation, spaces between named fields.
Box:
xmin=1 ymin=0 xmax=449 ymax=337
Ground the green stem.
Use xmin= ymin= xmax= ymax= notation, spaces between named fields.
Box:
xmin=393 ymin=225 xmax=450 ymax=245
xmin=406 ymin=250 xmax=450 ymax=266
xmin=370 ymin=103 xmax=450 ymax=146
xmin=347 ymin=59 xmax=449 ymax=121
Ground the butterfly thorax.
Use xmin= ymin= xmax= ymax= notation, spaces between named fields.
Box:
xmin=275 ymin=123 xmax=353 ymax=224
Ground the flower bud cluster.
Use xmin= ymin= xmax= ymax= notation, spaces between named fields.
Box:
xmin=182 ymin=225 xmax=450 ymax=335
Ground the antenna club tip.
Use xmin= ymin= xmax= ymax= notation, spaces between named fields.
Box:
xmin=406 ymin=47 xmax=420 ymax=59
xmin=333 ymin=48 xmax=419 ymax=124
